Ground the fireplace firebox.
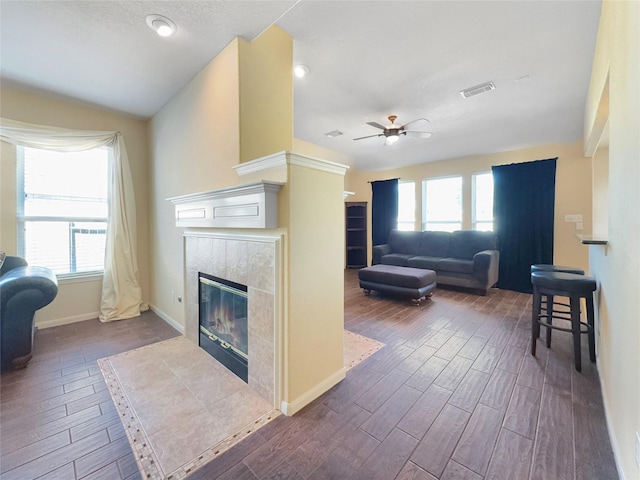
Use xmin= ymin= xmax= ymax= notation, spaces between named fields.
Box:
xmin=198 ymin=273 xmax=248 ymax=382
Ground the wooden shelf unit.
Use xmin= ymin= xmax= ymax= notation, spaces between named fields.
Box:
xmin=345 ymin=202 xmax=368 ymax=268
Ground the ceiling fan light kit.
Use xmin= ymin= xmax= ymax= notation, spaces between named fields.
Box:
xmin=385 ymin=134 xmax=400 ymax=145
xmin=353 ymin=115 xmax=432 ymax=144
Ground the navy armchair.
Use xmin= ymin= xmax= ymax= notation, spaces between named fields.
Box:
xmin=0 ymin=255 xmax=58 ymax=371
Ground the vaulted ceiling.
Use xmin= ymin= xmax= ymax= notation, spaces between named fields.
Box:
xmin=0 ymin=1 xmax=602 ymax=170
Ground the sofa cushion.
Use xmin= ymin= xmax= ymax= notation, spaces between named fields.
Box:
xmin=407 ymin=256 xmax=442 ymax=270
xmin=387 ymin=229 xmax=422 ymax=256
xmin=418 ymin=231 xmax=451 ymax=258
xmin=438 ymin=258 xmax=474 ymax=274
xmin=448 ymin=230 xmax=497 ymax=260
xmin=381 ymin=254 xmax=413 ymax=267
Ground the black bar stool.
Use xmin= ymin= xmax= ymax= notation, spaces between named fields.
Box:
xmin=530 ymin=264 xmax=585 ymax=345
xmin=531 ymin=271 xmax=596 ymax=371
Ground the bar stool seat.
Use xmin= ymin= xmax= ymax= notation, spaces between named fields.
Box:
xmin=530 ymin=264 xmax=585 ymax=275
xmin=530 ymin=264 xmax=586 ymax=345
xmin=531 ymin=271 xmax=596 ymax=371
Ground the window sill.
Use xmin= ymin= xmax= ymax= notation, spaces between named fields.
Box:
xmin=57 ymin=272 xmax=104 ymax=285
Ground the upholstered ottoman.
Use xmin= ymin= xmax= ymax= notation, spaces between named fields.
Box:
xmin=358 ymin=265 xmax=436 ymax=305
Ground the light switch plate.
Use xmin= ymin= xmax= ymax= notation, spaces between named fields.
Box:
xmin=564 ymin=214 xmax=583 ymax=223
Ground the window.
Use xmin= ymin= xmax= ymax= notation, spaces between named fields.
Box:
xmin=17 ymin=146 xmax=109 ymax=276
xmin=472 ymin=172 xmax=494 ymax=231
xmin=422 ymin=176 xmax=462 ymax=232
xmin=397 ymin=181 xmax=415 ymax=231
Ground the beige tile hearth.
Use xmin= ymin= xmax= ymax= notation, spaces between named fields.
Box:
xmin=98 ymin=336 xmax=279 ymax=480
xmin=98 ymin=331 xmax=384 ymax=479
xmin=344 ymin=330 xmax=385 ymax=369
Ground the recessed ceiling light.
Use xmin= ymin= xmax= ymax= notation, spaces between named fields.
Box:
xmin=146 ymin=14 xmax=177 ymax=37
xmin=294 ymin=65 xmax=310 ymax=78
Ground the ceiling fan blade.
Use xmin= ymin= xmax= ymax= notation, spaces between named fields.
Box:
xmin=353 ymin=133 xmax=384 ymax=141
xmin=405 ymin=131 xmax=433 ymax=139
xmin=401 ymin=118 xmax=430 ymax=129
xmin=366 ymin=121 xmax=387 ymax=130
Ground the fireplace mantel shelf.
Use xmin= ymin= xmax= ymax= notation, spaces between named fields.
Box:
xmin=168 ymin=181 xmax=284 ymax=229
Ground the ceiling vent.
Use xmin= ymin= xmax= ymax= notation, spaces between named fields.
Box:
xmin=325 ymin=130 xmax=343 ymax=138
xmin=460 ymin=81 xmax=496 ymax=98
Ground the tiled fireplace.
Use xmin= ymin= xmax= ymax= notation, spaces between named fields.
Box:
xmin=184 ymin=231 xmax=282 ymax=407
xmin=171 ymin=152 xmax=349 ymax=416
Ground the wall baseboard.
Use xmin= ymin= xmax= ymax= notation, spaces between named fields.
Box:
xmin=149 ymin=304 xmax=184 ymax=335
xmin=280 ymin=367 xmax=346 ymax=416
xmin=598 ymin=360 xmax=628 ymax=480
xmin=36 ymin=312 xmax=100 ymax=329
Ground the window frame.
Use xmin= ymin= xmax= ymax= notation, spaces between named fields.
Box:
xmin=421 ymin=175 xmax=463 ymax=232
xmin=472 ymin=171 xmax=494 ymax=231
xmin=397 ymin=180 xmax=416 ymax=231
xmin=16 ymin=145 xmax=110 ymax=278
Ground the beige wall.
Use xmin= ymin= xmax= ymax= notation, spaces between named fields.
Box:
xmin=286 ymin=163 xmax=345 ymax=403
xmin=592 ymin=139 xmax=609 ymax=237
xmin=347 ymin=141 xmax=592 ymax=273
xmin=0 ymin=87 xmax=150 ymax=327
xmin=149 ymin=26 xmax=295 ymax=325
xmin=148 ymin=38 xmax=242 ymax=325
xmin=238 ymin=26 xmax=293 ymax=163
xmin=584 ymin=1 xmax=640 ymax=478
xmin=293 ymin=138 xmax=355 ymax=168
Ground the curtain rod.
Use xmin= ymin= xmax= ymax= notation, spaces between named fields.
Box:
xmin=367 ymin=177 xmax=400 ymax=184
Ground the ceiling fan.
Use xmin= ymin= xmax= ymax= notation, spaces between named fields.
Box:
xmin=353 ymin=115 xmax=432 ymax=145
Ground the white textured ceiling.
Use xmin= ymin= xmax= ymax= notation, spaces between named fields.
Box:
xmin=0 ymin=0 xmax=602 ymax=171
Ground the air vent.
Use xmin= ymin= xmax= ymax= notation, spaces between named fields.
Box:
xmin=460 ymin=81 xmax=496 ymax=98
xmin=324 ymin=130 xmax=343 ymax=138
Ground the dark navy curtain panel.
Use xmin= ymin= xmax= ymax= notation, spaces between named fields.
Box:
xmin=371 ymin=178 xmax=399 ymax=247
xmin=492 ymin=158 xmax=557 ymax=293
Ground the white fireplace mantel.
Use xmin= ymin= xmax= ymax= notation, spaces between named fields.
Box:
xmin=168 ymin=181 xmax=284 ymax=229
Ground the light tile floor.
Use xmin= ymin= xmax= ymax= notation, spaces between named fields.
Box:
xmin=99 ymin=331 xmax=383 ymax=479
xmin=99 ymin=337 xmax=278 ymax=479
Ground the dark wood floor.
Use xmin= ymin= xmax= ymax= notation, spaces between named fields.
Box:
xmin=1 ymin=270 xmax=618 ymax=479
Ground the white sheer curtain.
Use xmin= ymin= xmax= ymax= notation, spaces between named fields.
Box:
xmin=0 ymin=117 xmax=144 ymax=322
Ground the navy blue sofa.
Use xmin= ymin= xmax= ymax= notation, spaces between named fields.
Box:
xmin=372 ymin=229 xmax=500 ymax=295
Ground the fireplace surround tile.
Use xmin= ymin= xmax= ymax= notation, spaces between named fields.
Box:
xmin=196 ymin=237 xmax=214 ymax=276
xmin=248 ymin=241 xmax=275 ymax=293
xmin=211 ymin=238 xmax=227 ymax=278
xmin=248 ymin=287 xmax=275 ymax=344
xmin=248 ymin=337 xmax=275 ymax=401
xmin=225 ymin=239 xmax=248 ymax=286
xmin=184 ymin=231 xmax=281 ymax=407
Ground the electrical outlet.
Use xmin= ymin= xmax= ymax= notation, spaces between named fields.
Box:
xmin=576 ymin=222 xmax=584 ymax=230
